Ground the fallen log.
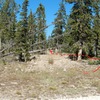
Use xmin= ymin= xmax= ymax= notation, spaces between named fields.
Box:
xmin=0 ymin=52 xmax=14 ymax=58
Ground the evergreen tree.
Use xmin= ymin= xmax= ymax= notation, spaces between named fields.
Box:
xmin=28 ymin=10 xmax=37 ymax=50
xmin=51 ymin=1 xmax=67 ymax=48
xmin=16 ymin=0 xmax=30 ymax=61
xmin=92 ymin=0 xmax=100 ymax=56
xmin=65 ymin=0 xmax=93 ymax=59
xmin=0 ymin=0 xmax=18 ymax=51
xmin=36 ymin=4 xmax=46 ymax=49
xmin=0 ymin=0 xmax=3 ymax=50
xmin=0 ymin=0 xmax=11 ymax=43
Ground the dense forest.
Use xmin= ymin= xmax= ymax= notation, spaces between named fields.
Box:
xmin=0 ymin=0 xmax=100 ymax=61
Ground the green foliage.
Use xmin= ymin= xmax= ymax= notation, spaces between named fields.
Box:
xmin=67 ymin=1 xmax=92 ymax=42
xmin=64 ymin=0 xmax=100 ymax=57
xmin=51 ymin=1 xmax=67 ymax=47
xmin=28 ymin=10 xmax=37 ymax=50
xmin=0 ymin=0 xmax=99 ymax=62
xmin=92 ymin=1 xmax=100 ymax=57
xmin=1 ymin=0 xmax=18 ymax=39
xmin=36 ymin=4 xmax=46 ymax=43
xmin=15 ymin=0 xmax=30 ymax=62
xmin=88 ymin=59 xmax=100 ymax=65
xmin=0 ymin=0 xmax=19 ymax=54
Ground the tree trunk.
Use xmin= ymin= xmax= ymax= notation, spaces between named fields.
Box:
xmin=18 ymin=53 xmax=25 ymax=62
xmin=94 ymin=38 xmax=98 ymax=57
xmin=78 ymin=48 xmax=82 ymax=61
xmin=0 ymin=37 xmax=1 ymax=50
xmin=0 ymin=37 xmax=2 ymax=57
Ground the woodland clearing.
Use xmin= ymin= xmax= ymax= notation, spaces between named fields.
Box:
xmin=0 ymin=54 xmax=100 ymax=100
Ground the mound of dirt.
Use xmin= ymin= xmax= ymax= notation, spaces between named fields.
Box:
xmin=25 ymin=54 xmax=85 ymax=72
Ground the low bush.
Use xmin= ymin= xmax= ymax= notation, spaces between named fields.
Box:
xmin=48 ymin=58 xmax=54 ymax=64
xmin=88 ymin=59 xmax=100 ymax=65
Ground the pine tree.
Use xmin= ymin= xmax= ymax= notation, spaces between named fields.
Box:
xmin=36 ymin=4 xmax=46 ymax=49
xmin=65 ymin=0 xmax=93 ymax=60
xmin=0 ymin=0 xmax=3 ymax=50
xmin=16 ymin=0 xmax=30 ymax=61
xmin=0 ymin=0 xmax=10 ymax=43
xmin=92 ymin=1 xmax=100 ymax=56
xmin=28 ymin=10 xmax=37 ymax=50
xmin=51 ymin=1 xmax=67 ymax=49
xmin=0 ymin=0 xmax=18 ymax=52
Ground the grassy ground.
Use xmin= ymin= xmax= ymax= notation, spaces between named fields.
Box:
xmin=0 ymin=55 xmax=100 ymax=99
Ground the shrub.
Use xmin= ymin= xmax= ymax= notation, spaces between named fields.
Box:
xmin=68 ymin=54 xmax=77 ymax=60
xmin=48 ymin=58 xmax=54 ymax=64
xmin=88 ymin=60 xmax=100 ymax=65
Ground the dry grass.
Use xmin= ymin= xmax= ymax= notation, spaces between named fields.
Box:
xmin=0 ymin=55 xmax=100 ymax=99
xmin=16 ymin=91 xmax=22 ymax=95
